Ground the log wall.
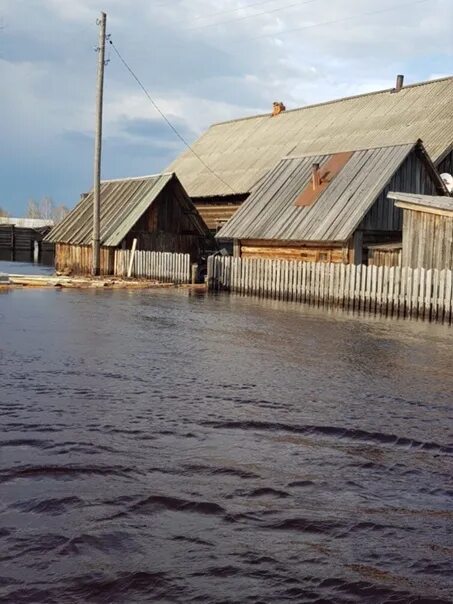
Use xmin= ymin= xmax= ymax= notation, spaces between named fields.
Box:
xmin=238 ymin=239 xmax=348 ymax=263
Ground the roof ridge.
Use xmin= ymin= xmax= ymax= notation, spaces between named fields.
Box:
xmin=210 ymin=76 xmax=453 ymax=128
xmin=101 ymin=172 xmax=174 ymax=183
xmin=280 ymin=140 xmax=420 ymax=160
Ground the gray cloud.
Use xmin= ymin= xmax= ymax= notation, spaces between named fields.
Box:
xmin=0 ymin=0 xmax=452 ymax=213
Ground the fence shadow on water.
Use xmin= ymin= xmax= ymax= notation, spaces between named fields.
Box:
xmin=208 ymin=256 xmax=453 ymax=324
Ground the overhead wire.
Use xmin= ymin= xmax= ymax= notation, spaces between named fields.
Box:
xmin=252 ymin=0 xmax=430 ymax=39
xmin=108 ymin=38 xmax=237 ymax=194
xmin=192 ymin=0 xmax=301 ymax=20
xmin=151 ymin=0 xmax=309 ymax=20
xmin=106 ymin=0 xmax=433 ymax=194
xmin=188 ymin=0 xmax=320 ymax=30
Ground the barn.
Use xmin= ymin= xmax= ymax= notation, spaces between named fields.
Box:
xmin=44 ymin=173 xmax=212 ymax=275
xmin=215 ymin=141 xmax=447 ymax=264
xmin=387 ymin=192 xmax=453 ymax=269
xmin=167 ymin=76 xmax=453 ymax=227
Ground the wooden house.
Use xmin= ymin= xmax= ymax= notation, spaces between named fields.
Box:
xmin=167 ymin=76 xmax=453 ymax=225
xmin=387 ymin=192 xmax=453 ymax=269
xmin=44 ymin=173 xmax=212 ymax=275
xmin=215 ymin=142 xmax=447 ymax=264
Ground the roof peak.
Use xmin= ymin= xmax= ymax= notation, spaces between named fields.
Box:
xmin=101 ymin=172 xmax=174 ymax=184
xmin=280 ymin=140 xmax=421 ymax=161
xmin=211 ymin=76 xmax=453 ymax=128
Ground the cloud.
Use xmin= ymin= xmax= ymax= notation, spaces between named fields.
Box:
xmin=0 ymin=0 xmax=452 ymax=213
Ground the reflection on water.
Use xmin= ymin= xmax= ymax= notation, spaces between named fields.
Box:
xmin=0 ymin=280 xmax=452 ymax=603
xmin=0 ymin=258 xmax=54 ymax=276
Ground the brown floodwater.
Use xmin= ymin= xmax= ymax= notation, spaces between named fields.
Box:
xmin=0 ymin=261 xmax=452 ymax=603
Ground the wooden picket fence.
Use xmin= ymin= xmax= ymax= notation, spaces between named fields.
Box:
xmin=207 ymin=256 xmax=453 ymax=323
xmin=114 ymin=250 xmax=191 ymax=283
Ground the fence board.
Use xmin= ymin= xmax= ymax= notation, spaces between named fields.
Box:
xmin=207 ymin=256 xmax=453 ymax=324
xmin=114 ymin=250 xmax=191 ymax=283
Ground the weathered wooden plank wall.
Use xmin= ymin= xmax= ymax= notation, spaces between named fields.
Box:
xmin=368 ymin=247 xmax=402 ymax=267
xmin=402 ymin=209 xmax=453 ymax=269
xmin=207 ymin=256 xmax=453 ymax=324
xmin=114 ymin=250 xmax=191 ymax=283
xmin=55 ymin=243 xmax=114 ymax=275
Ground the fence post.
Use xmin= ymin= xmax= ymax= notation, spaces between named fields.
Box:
xmin=127 ymin=238 xmax=137 ymax=278
xmin=191 ymin=263 xmax=198 ymax=285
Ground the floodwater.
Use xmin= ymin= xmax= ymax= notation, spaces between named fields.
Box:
xmin=0 ymin=261 xmax=452 ymax=603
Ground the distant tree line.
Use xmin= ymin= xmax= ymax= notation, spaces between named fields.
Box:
xmin=26 ymin=197 xmax=70 ymax=223
xmin=0 ymin=198 xmax=69 ymax=223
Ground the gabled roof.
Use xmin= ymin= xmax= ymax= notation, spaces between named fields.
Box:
xmin=45 ymin=173 xmax=208 ymax=246
xmin=388 ymin=192 xmax=453 ymax=217
xmin=167 ymin=76 xmax=453 ymax=198
xmin=216 ymin=142 xmax=445 ymax=243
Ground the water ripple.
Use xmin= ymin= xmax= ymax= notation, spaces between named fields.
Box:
xmin=0 ymin=286 xmax=452 ymax=602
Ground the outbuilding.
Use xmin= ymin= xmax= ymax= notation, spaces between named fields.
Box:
xmin=44 ymin=173 xmax=212 ymax=275
xmin=387 ymin=192 xmax=453 ymax=269
xmin=167 ymin=76 xmax=453 ymax=225
xmin=216 ymin=141 xmax=447 ymax=264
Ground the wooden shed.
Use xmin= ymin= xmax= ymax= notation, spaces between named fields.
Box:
xmin=0 ymin=218 xmax=54 ymax=262
xmin=167 ymin=76 xmax=453 ymax=225
xmin=216 ymin=142 xmax=447 ymax=264
xmin=387 ymin=192 xmax=453 ymax=269
xmin=44 ymin=173 xmax=212 ymax=275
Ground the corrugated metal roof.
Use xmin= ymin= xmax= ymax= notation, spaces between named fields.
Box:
xmin=45 ymin=173 xmax=207 ymax=246
xmin=167 ymin=76 xmax=453 ymax=198
xmin=217 ymin=143 xmax=418 ymax=243
xmin=388 ymin=192 xmax=453 ymax=214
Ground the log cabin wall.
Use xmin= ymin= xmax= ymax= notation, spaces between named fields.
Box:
xmin=401 ymin=209 xmax=453 ymax=269
xmin=238 ymin=239 xmax=347 ymax=263
xmin=192 ymin=194 xmax=248 ymax=232
xmin=55 ymin=243 xmax=114 ymax=275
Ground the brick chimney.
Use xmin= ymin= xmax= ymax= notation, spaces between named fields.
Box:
xmin=312 ymin=163 xmax=321 ymax=190
xmin=272 ymin=101 xmax=286 ymax=116
xmin=392 ymin=74 xmax=404 ymax=93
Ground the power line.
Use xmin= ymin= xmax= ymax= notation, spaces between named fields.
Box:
xmin=189 ymin=0 xmax=320 ymax=30
xmin=108 ymin=39 xmax=237 ymax=195
xmin=253 ymin=0 xmax=430 ymax=40
xmin=192 ymin=0 xmax=296 ymax=21
xmin=152 ymin=0 xmax=302 ymax=21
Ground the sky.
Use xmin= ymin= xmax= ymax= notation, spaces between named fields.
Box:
xmin=0 ymin=0 xmax=452 ymax=215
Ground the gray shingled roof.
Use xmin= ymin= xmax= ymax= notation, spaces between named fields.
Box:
xmin=167 ymin=76 xmax=453 ymax=198
xmin=388 ymin=192 xmax=453 ymax=214
xmin=45 ymin=173 xmax=207 ymax=246
xmin=217 ymin=143 xmax=430 ymax=243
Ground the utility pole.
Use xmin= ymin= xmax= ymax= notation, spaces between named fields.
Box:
xmin=92 ymin=11 xmax=106 ymax=276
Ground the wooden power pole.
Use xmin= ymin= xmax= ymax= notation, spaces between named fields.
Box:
xmin=92 ymin=11 xmax=107 ymax=276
